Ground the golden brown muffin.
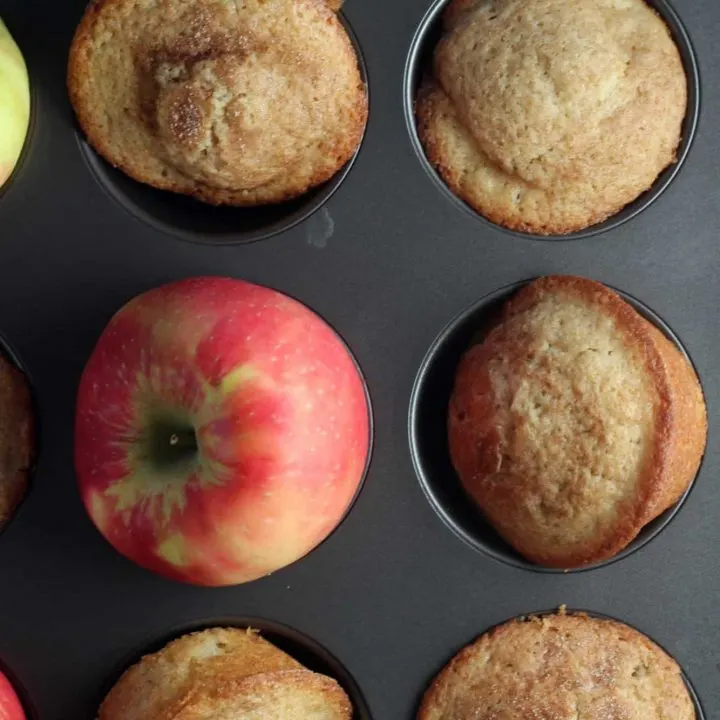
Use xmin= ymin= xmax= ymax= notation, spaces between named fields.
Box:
xmin=448 ymin=276 xmax=706 ymax=568
xmin=416 ymin=0 xmax=688 ymax=234
xmin=68 ymin=0 xmax=367 ymax=206
xmin=0 ymin=353 xmax=34 ymax=532
xmin=160 ymin=671 xmax=352 ymax=719
xmin=419 ymin=612 xmax=696 ymax=719
xmin=99 ymin=627 xmax=352 ymax=719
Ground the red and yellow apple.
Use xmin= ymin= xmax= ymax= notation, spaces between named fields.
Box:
xmin=0 ymin=670 xmax=25 ymax=720
xmin=0 ymin=19 xmax=30 ymax=189
xmin=75 ymin=277 xmax=371 ymax=586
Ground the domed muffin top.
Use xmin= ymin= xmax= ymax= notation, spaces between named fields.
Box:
xmin=99 ymin=627 xmax=352 ymax=719
xmin=419 ymin=612 xmax=696 ymax=720
xmin=448 ymin=276 xmax=706 ymax=567
xmin=417 ymin=0 xmax=687 ymax=234
xmin=69 ymin=0 xmax=367 ymax=206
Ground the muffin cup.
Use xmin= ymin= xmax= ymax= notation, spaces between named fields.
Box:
xmin=408 ymin=279 xmax=706 ymax=573
xmin=403 ymin=0 xmax=701 ymax=241
xmin=75 ymin=12 xmax=369 ymax=246
xmin=92 ymin=616 xmax=372 ymax=720
xmin=0 ymin=330 xmax=39 ymax=542
xmin=418 ymin=608 xmax=706 ymax=718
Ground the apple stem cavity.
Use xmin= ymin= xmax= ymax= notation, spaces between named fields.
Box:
xmin=141 ymin=416 xmax=199 ymax=473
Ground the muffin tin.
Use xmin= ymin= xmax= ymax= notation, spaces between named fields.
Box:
xmin=0 ymin=0 xmax=718 ymax=718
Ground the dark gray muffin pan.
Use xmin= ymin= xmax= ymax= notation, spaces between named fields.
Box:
xmin=0 ymin=0 xmax=717 ymax=717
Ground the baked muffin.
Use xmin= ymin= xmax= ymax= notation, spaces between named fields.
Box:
xmin=419 ymin=611 xmax=695 ymax=719
xmin=68 ymin=0 xmax=367 ymax=206
xmin=0 ymin=352 xmax=34 ymax=533
xmin=417 ymin=0 xmax=688 ymax=234
xmin=99 ymin=627 xmax=352 ymax=719
xmin=448 ymin=276 xmax=706 ymax=568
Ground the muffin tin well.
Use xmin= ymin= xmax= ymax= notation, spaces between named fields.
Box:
xmin=403 ymin=0 xmax=701 ymax=241
xmin=74 ymin=13 xmax=369 ymax=246
xmin=408 ymin=279 xmax=706 ymax=573
xmin=92 ymin=617 xmax=371 ymax=720
xmin=0 ymin=0 xmax=718 ymax=718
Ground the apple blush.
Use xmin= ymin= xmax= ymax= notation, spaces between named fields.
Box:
xmin=0 ymin=669 xmax=25 ymax=720
xmin=75 ymin=277 xmax=371 ymax=586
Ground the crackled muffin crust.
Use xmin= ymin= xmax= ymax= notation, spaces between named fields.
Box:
xmin=0 ymin=352 xmax=33 ymax=532
xmin=448 ymin=276 xmax=706 ymax=568
xmin=68 ymin=0 xmax=367 ymax=206
xmin=99 ymin=627 xmax=352 ymax=719
xmin=417 ymin=0 xmax=688 ymax=234
xmin=419 ymin=613 xmax=696 ymax=720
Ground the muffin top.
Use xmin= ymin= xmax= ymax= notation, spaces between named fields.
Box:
xmin=68 ymin=0 xmax=367 ymax=206
xmin=448 ymin=276 xmax=706 ymax=567
xmin=419 ymin=612 xmax=696 ymax=720
xmin=417 ymin=0 xmax=688 ymax=234
xmin=99 ymin=627 xmax=352 ymax=719
xmin=0 ymin=353 xmax=33 ymax=532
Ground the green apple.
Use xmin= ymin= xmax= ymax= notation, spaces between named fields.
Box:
xmin=0 ymin=19 xmax=29 ymax=189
